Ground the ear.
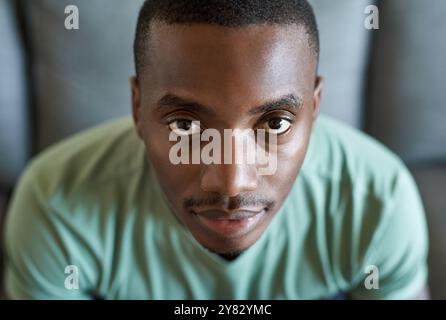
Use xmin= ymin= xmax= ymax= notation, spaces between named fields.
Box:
xmin=312 ymin=76 xmax=324 ymax=120
xmin=130 ymin=76 xmax=144 ymax=140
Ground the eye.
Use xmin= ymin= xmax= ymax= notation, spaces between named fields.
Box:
xmin=168 ymin=119 xmax=201 ymax=136
xmin=261 ymin=118 xmax=292 ymax=135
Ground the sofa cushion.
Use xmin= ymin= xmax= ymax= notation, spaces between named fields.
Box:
xmin=367 ymin=0 xmax=446 ymax=163
xmin=0 ymin=0 xmax=30 ymax=188
xmin=21 ymin=0 xmax=145 ymax=150
xmin=411 ymin=165 xmax=446 ymax=299
xmin=310 ymin=0 xmax=373 ymax=128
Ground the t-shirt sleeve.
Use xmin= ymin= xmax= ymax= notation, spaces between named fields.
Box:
xmin=349 ymin=165 xmax=429 ymax=299
xmin=3 ymin=163 xmax=92 ymax=299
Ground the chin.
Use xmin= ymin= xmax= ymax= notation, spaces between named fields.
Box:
xmin=186 ymin=207 xmax=273 ymax=253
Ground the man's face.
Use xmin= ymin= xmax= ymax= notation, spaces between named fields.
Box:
xmin=131 ymin=22 xmax=323 ymax=256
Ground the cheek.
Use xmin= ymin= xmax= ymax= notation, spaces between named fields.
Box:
xmin=268 ymin=120 xmax=312 ymax=186
xmin=143 ymin=133 xmax=200 ymax=204
xmin=279 ymin=120 xmax=311 ymax=161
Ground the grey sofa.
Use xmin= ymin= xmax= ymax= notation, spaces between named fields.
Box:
xmin=1 ymin=0 xmax=445 ymax=298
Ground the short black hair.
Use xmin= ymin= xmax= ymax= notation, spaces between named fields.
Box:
xmin=133 ymin=0 xmax=319 ymax=77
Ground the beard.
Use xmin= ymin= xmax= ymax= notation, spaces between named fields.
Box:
xmin=215 ymin=250 xmax=244 ymax=261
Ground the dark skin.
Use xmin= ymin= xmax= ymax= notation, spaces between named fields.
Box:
xmin=131 ymin=22 xmax=322 ymax=256
xmin=130 ymin=22 xmax=429 ymax=299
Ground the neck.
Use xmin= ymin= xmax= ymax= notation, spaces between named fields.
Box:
xmin=218 ymin=251 xmax=242 ymax=261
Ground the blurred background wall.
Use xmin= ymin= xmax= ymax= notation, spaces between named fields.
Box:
xmin=0 ymin=0 xmax=445 ymax=298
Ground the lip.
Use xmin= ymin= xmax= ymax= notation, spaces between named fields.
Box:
xmin=192 ymin=209 xmax=266 ymax=237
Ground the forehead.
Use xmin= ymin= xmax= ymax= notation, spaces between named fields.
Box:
xmin=141 ymin=22 xmax=316 ymax=109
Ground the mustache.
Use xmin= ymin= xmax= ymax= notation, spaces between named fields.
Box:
xmin=183 ymin=193 xmax=275 ymax=211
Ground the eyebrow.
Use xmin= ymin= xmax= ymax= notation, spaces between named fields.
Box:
xmin=155 ymin=93 xmax=303 ymax=116
xmin=247 ymin=94 xmax=303 ymax=115
xmin=156 ymin=93 xmax=216 ymax=117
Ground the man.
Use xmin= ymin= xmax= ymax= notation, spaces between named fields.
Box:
xmin=3 ymin=0 xmax=428 ymax=299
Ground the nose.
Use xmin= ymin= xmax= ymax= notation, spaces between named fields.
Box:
xmin=200 ymin=163 xmax=258 ymax=197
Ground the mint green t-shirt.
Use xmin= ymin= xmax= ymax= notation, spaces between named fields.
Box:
xmin=4 ymin=115 xmax=428 ymax=299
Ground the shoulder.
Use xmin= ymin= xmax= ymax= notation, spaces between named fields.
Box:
xmin=302 ymin=115 xmax=409 ymax=197
xmin=3 ymin=117 xmax=147 ymax=298
xmin=5 ymin=116 xmax=147 ymax=240
xmin=22 ymin=116 xmax=144 ymax=199
xmin=295 ymin=116 xmax=428 ymax=296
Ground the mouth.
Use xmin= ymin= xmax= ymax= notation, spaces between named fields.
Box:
xmin=191 ymin=209 xmax=266 ymax=238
